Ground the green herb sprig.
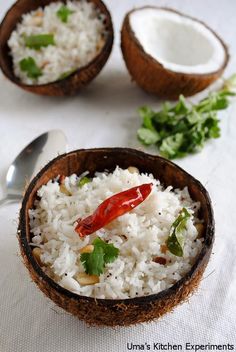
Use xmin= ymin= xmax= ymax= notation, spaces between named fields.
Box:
xmin=56 ymin=5 xmax=74 ymax=23
xmin=59 ymin=68 xmax=76 ymax=80
xmin=24 ymin=34 xmax=55 ymax=50
xmin=78 ymin=176 xmax=91 ymax=188
xmin=166 ymin=208 xmax=190 ymax=257
xmin=137 ymin=75 xmax=236 ymax=159
xmin=19 ymin=57 xmax=42 ymax=79
xmin=80 ymin=237 xmax=119 ymax=276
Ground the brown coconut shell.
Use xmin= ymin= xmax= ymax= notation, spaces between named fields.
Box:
xmin=0 ymin=0 xmax=113 ymax=96
xmin=121 ymin=7 xmax=229 ymax=99
xmin=18 ymin=148 xmax=214 ymax=326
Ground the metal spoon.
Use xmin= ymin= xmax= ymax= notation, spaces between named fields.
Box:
xmin=0 ymin=130 xmax=67 ymax=206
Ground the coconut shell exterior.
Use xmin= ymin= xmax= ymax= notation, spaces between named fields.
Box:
xmin=0 ymin=0 xmax=113 ymax=96
xmin=18 ymin=148 xmax=215 ymax=326
xmin=121 ymin=7 xmax=229 ymax=99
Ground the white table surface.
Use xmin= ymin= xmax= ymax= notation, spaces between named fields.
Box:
xmin=0 ymin=1 xmax=236 ymax=351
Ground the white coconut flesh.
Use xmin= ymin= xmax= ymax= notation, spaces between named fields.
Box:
xmin=129 ymin=8 xmax=226 ymax=74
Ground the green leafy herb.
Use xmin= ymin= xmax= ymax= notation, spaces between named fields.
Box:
xmin=24 ymin=34 xmax=55 ymax=50
xmin=78 ymin=176 xmax=91 ymax=188
xmin=56 ymin=5 xmax=74 ymax=23
xmin=137 ymin=128 xmax=160 ymax=145
xmin=19 ymin=57 xmax=42 ymax=79
xmin=137 ymin=75 xmax=236 ymax=159
xmin=81 ymin=244 xmax=104 ymax=276
xmin=222 ymin=73 xmax=236 ymax=92
xmin=59 ymin=69 xmax=76 ymax=80
xmin=80 ymin=237 xmax=119 ymax=276
xmin=166 ymin=208 xmax=191 ymax=257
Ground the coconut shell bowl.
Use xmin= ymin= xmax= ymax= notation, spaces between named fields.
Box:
xmin=121 ymin=7 xmax=229 ymax=99
xmin=18 ymin=148 xmax=214 ymax=326
xmin=0 ymin=0 xmax=113 ymax=96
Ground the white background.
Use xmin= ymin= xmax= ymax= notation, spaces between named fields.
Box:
xmin=0 ymin=0 xmax=236 ymax=351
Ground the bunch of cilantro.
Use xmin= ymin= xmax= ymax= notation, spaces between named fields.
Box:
xmin=137 ymin=75 xmax=236 ymax=159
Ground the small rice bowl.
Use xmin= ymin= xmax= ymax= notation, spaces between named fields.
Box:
xmin=8 ymin=1 xmax=106 ymax=85
xmin=29 ymin=167 xmax=203 ymax=299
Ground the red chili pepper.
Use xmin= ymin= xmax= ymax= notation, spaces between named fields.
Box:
xmin=75 ymin=183 xmax=153 ymax=237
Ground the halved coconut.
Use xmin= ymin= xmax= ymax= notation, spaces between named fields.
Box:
xmin=121 ymin=7 xmax=229 ymax=99
xmin=18 ymin=148 xmax=214 ymax=326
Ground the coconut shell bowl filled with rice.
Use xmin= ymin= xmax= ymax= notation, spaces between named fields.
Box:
xmin=18 ymin=148 xmax=214 ymax=326
xmin=0 ymin=0 xmax=113 ymax=95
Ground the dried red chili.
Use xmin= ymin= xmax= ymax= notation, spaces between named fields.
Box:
xmin=75 ymin=183 xmax=153 ymax=237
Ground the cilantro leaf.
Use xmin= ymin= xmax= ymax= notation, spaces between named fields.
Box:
xmin=174 ymin=95 xmax=189 ymax=114
xmin=78 ymin=176 xmax=91 ymax=188
xmin=222 ymin=73 xmax=236 ymax=92
xmin=57 ymin=5 xmax=74 ymax=23
xmin=159 ymin=133 xmax=184 ymax=159
xmin=136 ymin=76 xmax=235 ymax=159
xmin=166 ymin=208 xmax=191 ymax=257
xmin=139 ymin=106 xmax=153 ymax=118
xmin=137 ymin=127 xmax=160 ymax=145
xmin=19 ymin=57 xmax=42 ymax=79
xmin=92 ymin=237 xmax=119 ymax=263
xmin=80 ymin=245 xmax=104 ymax=276
xmin=80 ymin=237 xmax=119 ymax=275
xmin=24 ymin=34 xmax=55 ymax=50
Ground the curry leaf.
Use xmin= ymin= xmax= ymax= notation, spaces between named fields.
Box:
xmin=24 ymin=34 xmax=55 ymax=50
xmin=166 ymin=208 xmax=191 ymax=257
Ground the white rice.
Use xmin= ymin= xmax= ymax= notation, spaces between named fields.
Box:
xmin=29 ymin=167 xmax=203 ymax=299
xmin=8 ymin=1 xmax=106 ymax=84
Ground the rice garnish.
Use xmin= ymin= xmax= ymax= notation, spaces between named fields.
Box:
xmin=8 ymin=1 xmax=106 ymax=85
xmin=29 ymin=167 xmax=203 ymax=299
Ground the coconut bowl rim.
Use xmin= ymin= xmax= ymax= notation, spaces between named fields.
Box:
xmin=123 ymin=6 xmax=229 ymax=77
xmin=18 ymin=147 xmax=215 ymax=307
xmin=0 ymin=0 xmax=114 ymax=88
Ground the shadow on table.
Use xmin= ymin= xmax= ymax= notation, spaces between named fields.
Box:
xmin=0 ymin=68 xmax=160 ymax=115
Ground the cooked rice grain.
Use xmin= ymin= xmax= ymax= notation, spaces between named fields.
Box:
xmin=8 ymin=1 xmax=106 ymax=84
xmin=30 ymin=167 xmax=203 ymax=299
